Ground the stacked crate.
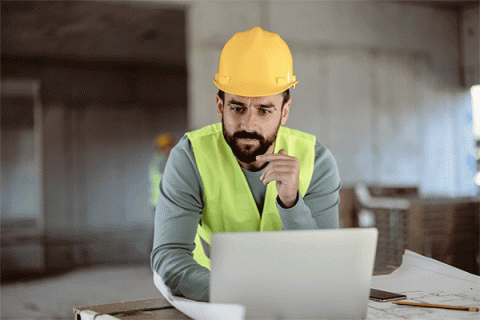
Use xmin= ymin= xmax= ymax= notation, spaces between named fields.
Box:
xmin=371 ymin=208 xmax=410 ymax=272
xmin=353 ymin=184 xmax=413 ymax=272
xmin=354 ymin=184 xmax=479 ymax=275
xmin=408 ymin=198 xmax=479 ymax=275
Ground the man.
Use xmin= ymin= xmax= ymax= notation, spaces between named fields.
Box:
xmin=149 ymin=133 xmax=176 ymax=210
xmin=151 ymin=27 xmax=341 ymax=302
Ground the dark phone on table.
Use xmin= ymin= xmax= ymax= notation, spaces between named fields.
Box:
xmin=369 ymin=288 xmax=407 ymax=302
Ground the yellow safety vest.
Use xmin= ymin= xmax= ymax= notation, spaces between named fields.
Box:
xmin=186 ymin=123 xmax=315 ymax=269
xmin=149 ymin=153 xmax=164 ymax=207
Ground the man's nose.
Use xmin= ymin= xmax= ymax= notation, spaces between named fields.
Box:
xmin=240 ymin=109 xmax=258 ymax=131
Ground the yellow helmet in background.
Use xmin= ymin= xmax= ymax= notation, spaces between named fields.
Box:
xmin=213 ymin=26 xmax=298 ymax=97
xmin=155 ymin=134 xmax=174 ymax=149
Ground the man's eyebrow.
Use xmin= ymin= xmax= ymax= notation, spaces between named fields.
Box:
xmin=257 ymin=103 xmax=276 ymax=109
xmin=227 ymin=100 xmax=276 ymax=109
xmin=228 ymin=99 xmax=246 ymax=107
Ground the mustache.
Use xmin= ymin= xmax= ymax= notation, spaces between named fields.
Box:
xmin=232 ymin=131 xmax=264 ymax=140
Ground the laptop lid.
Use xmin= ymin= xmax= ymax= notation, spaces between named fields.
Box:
xmin=210 ymin=228 xmax=378 ymax=319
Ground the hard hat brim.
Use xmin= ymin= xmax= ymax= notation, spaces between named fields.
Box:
xmin=213 ymin=79 xmax=298 ymax=98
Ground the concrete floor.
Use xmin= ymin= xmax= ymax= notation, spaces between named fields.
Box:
xmin=1 ymin=264 xmax=162 ymax=320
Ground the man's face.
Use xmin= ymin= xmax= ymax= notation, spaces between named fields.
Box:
xmin=216 ymin=92 xmax=291 ymax=164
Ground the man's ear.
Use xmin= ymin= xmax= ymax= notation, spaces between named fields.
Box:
xmin=280 ymin=98 xmax=292 ymax=125
xmin=216 ymin=94 xmax=224 ymax=122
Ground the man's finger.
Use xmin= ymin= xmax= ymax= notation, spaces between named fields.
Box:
xmin=260 ymin=164 xmax=295 ymax=181
xmin=260 ymin=171 xmax=292 ymax=186
xmin=256 ymin=149 xmax=292 ymax=161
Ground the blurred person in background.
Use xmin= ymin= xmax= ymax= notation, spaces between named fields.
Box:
xmin=151 ymin=27 xmax=341 ymax=302
xmin=149 ymin=133 xmax=176 ymax=213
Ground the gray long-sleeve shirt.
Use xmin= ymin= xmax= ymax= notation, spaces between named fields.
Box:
xmin=150 ymin=133 xmax=341 ymax=302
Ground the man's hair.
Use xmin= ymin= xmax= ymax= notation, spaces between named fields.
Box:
xmin=217 ymin=89 xmax=290 ymax=108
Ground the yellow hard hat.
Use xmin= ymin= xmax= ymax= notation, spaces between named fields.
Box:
xmin=155 ymin=134 xmax=174 ymax=148
xmin=213 ymin=26 xmax=298 ymax=97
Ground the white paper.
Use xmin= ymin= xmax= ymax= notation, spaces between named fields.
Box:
xmin=368 ymin=250 xmax=480 ymax=320
xmin=78 ymin=310 xmax=119 ymax=320
xmin=153 ymin=272 xmax=246 ymax=320
xmin=403 ymin=250 xmax=479 ymax=283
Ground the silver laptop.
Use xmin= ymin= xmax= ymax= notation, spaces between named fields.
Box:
xmin=210 ymin=228 xmax=378 ymax=319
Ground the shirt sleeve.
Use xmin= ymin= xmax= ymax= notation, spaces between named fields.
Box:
xmin=277 ymin=141 xmax=341 ymax=230
xmin=150 ymin=135 xmax=210 ymax=302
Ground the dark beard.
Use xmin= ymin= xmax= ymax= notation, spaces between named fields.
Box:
xmin=222 ymin=122 xmax=279 ymax=164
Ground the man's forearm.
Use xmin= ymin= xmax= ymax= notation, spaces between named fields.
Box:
xmin=151 ymin=244 xmax=210 ymax=301
xmin=277 ymin=193 xmax=318 ymax=229
xmin=150 ymin=135 xmax=209 ymax=301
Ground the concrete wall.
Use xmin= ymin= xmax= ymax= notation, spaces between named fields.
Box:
xmin=1 ymin=128 xmax=39 ymax=219
xmin=1 ymin=1 xmax=189 ymax=275
xmin=171 ymin=0 xmax=477 ymax=197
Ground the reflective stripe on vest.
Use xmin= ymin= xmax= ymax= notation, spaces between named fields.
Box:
xmin=186 ymin=123 xmax=316 ymax=269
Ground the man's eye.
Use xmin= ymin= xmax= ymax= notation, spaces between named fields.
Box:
xmin=232 ymin=107 xmax=244 ymax=113
xmin=259 ymin=109 xmax=270 ymax=115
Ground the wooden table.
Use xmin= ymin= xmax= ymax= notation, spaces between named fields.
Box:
xmin=74 ymin=297 xmax=191 ymax=320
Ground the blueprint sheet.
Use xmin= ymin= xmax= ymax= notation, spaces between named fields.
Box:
xmin=368 ymin=250 xmax=480 ymax=319
xmin=149 ymin=250 xmax=479 ymax=320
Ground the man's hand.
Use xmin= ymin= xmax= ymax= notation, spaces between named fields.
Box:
xmin=257 ymin=149 xmax=299 ymax=208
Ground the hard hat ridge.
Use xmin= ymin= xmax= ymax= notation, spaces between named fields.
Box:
xmin=213 ymin=26 xmax=298 ymax=97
